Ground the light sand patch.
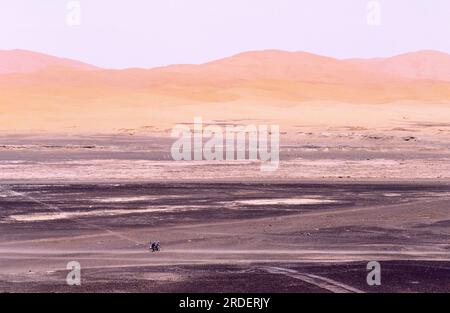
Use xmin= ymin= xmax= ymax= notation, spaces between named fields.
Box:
xmin=4 ymin=206 xmax=204 ymax=222
xmin=383 ymin=193 xmax=402 ymax=197
xmin=94 ymin=196 xmax=161 ymax=203
xmin=235 ymin=198 xmax=339 ymax=205
xmin=141 ymin=272 xmax=184 ymax=282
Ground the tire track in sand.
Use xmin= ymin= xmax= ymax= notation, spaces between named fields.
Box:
xmin=260 ymin=266 xmax=365 ymax=293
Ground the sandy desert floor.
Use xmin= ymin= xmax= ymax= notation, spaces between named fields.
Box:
xmin=0 ymin=181 xmax=448 ymax=293
xmin=0 ymin=123 xmax=449 ymax=182
xmin=0 ymin=126 xmax=448 ymax=292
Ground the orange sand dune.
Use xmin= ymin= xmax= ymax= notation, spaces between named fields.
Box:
xmin=346 ymin=50 xmax=450 ymax=82
xmin=0 ymin=49 xmax=449 ymax=133
xmin=0 ymin=49 xmax=97 ymax=74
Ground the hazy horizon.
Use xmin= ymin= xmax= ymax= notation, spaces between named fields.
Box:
xmin=2 ymin=0 xmax=450 ymax=69
xmin=4 ymin=47 xmax=450 ymax=69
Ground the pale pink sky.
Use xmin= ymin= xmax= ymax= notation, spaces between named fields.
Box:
xmin=1 ymin=0 xmax=450 ymax=68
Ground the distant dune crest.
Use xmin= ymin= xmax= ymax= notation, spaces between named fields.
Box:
xmin=346 ymin=50 xmax=450 ymax=82
xmin=2 ymin=49 xmax=450 ymax=81
xmin=0 ymin=49 xmax=97 ymax=74
xmin=1 ymin=49 xmax=450 ymax=133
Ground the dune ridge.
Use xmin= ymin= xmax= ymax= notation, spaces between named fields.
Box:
xmin=1 ymin=49 xmax=449 ymax=133
xmin=0 ymin=49 xmax=98 ymax=74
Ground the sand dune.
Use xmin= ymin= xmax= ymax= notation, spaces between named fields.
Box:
xmin=1 ymin=49 xmax=450 ymax=132
xmin=346 ymin=50 xmax=450 ymax=82
xmin=0 ymin=49 xmax=97 ymax=74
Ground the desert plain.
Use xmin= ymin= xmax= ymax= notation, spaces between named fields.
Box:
xmin=0 ymin=49 xmax=449 ymax=292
